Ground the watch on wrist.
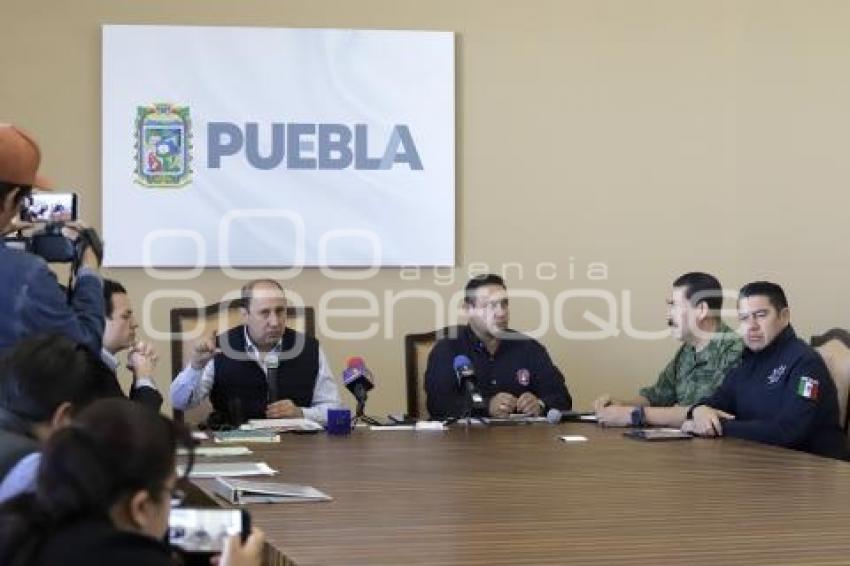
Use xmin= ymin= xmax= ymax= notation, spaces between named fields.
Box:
xmin=686 ymin=404 xmax=700 ymax=420
xmin=630 ymin=406 xmax=646 ymax=427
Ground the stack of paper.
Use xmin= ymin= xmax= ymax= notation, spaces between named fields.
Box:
xmin=178 ymin=446 xmax=253 ymax=457
xmin=213 ymin=429 xmax=280 ymax=443
xmin=179 ymin=461 xmax=277 ymax=478
xmin=369 ymin=421 xmax=447 ymax=431
xmin=415 ymin=421 xmax=446 ymax=431
xmin=213 ymin=477 xmax=332 ymax=504
xmin=243 ymin=418 xmax=324 ymax=432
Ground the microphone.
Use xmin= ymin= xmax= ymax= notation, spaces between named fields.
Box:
xmin=342 ymin=356 xmax=374 ymax=416
xmin=453 ymin=355 xmax=485 ymax=412
xmin=227 ymin=398 xmax=245 ymax=427
xmin=546 ymin=408 xmax=595 ymax=424
xmin=264 ymin=353 xmax=279 ymax=402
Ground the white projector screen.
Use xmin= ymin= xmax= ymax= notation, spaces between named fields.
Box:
xmin=102 ymin=25 xmax=455 ymax=267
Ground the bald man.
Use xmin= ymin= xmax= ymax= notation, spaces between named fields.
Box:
xmin=171 ymin=280 xmax=339 ymax=426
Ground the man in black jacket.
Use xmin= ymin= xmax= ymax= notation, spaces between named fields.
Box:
xmin=93 ymin=279 xmax=162 ymax=411
xmin=681 ymin=281 xmax=846 ymax=460
xmin=424 ymin=274 xmax=572 ymax=420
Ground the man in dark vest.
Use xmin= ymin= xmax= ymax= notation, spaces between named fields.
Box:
xmin=170 ymin=279 xmax=339 ymax=425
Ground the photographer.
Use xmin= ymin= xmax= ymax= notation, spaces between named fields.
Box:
xmin=0 ymin=123 xmax=104 ymax=355
xmin=0 ymin=398 xmax=265 ymax=566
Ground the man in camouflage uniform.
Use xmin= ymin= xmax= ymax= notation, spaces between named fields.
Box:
xmin=594 ymin=272 xmax=743 ymax=427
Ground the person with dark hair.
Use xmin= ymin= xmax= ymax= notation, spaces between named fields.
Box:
xmin=424 ymin=274 xmax=572 ymax=419
xmin=171 ymin=279 xmax=339 ymax=425
xmin=90 ymin=278 xmax=162 ymax=410
xmin=679 ymin=281 xmax=846 ymax=459
xmin=738 ymin=280 xmax=788 ymax=311
xmin=594 ymin=272 xmax=743 ymax=427
xmin=0 ymin=334 xmax=101 ymax=500
xmin=0 ymin=398 xmax=264 ymax=565
xmin=0 ymin=123 xmax=104 ymax=355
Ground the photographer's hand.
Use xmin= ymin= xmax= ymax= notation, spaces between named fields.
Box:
xmin=62 ymin=221 xmax=100 ymax=269
xmin=215 ymin=528 xmax=265 ymax=566
xmin=61 ymin=220 xmax=86 ymax=240
xmin=1 ymin=217 xmax=34 ymax=236
xmin=81 ymin=246 xmax=99 ymax=269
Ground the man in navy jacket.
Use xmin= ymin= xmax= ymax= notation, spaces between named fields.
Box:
xmin=682 ymin=281 xmax=845 ymax=459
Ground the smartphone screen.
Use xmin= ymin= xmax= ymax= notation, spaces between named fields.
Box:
xmin=168 ymin=508 xmax=247 ymax=553
xmin=20 ymin=192 xmax=77 ymax=222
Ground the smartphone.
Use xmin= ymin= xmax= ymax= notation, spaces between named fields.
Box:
xmin=388 ymin=413 xmax=417 ymax=425
xmin=168 ymin=508 xmax=251 ymax=554
xmin=20 ymin=192 xmax=78 ymax=223
xmin=623 ymin=429 xmax=694 ymax=442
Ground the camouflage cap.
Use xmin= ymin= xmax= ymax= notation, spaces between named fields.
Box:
xmin=0 ymin=123 xmax=51 ymax=189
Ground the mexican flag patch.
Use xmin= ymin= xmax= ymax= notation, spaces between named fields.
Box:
xmin=797 ymin=376 xmax=820 ymax=400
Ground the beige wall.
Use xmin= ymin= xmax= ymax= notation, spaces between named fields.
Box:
xmin=3 ymin=0 xmax=850 ymax=415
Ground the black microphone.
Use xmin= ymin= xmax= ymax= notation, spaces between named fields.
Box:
xmin=264 ymin=353 xmax=279 ymax=402
xmin=227 ymin=398 xmax=245 ymax=427
xmin=342 ymin=356 xmax=374 ymax=416
xmin=453 ymin=355 xmax=485 ymax=412
xmin=546 ymin=408 xmax=596 ymax=424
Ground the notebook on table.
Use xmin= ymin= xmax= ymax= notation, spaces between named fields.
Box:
xmin=178 ymin=461 xmax=277 ymax=478
xmin=212 ymin=477 xmax=332 ymax=504
xmin=243 ymin=418 xmax=324 ymax=432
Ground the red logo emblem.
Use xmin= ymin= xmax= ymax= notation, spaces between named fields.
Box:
xmin=516 ymin=368 xmax=531 ymax=386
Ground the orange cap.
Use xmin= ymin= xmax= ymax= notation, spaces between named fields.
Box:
xmin=0 ymin=123 xmax=51 ymax=189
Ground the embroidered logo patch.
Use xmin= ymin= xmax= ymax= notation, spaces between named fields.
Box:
xmin=766 ymin=364 xmax=787 ymax=385
xmin=516 ymin=368 xmax=531 ymax=386
xmin=797 ymin=376 xmax=820 ymax=400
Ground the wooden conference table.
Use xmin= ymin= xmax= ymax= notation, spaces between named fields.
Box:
xmin=189 ymin=422 xmax=850 ymax=565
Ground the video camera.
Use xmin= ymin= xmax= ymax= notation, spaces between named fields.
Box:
xmin=4 ymin=192 xmax=103 ymax=265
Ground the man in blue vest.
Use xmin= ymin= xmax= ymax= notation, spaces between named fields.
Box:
xmin=680 ymin=281 xmax=846 ymax=459
xmin=171 ymin=279 xmax=339 ymax=425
